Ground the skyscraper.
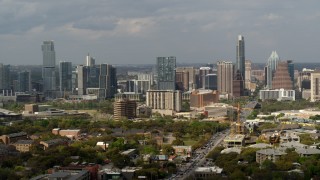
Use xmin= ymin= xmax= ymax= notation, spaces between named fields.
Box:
xmin=77 ymin=65 xmax=89 ymax=95
xmin=217 ymin=61 xmax=233 ymax=96
xmin=99 ymin=64 xmax=117 ymax=98
xmin=156 ymin=56 xmax=176 ymax=90
xmin=86 ymin=53 xmax=95 ymax=67
xmin=245 ymin=60 xmax=252 ymax=90
xmin=236 ymin=35 xmax=245 ymax=80
xmin=59 ymin=61 xmax=72 ymax=93
xmin=311 ymin=71 xmax=320 ymax=102
xmin=287 ymin=60 xmax=295 ymax=89
xmin=18 ymin=70 xmax=31 ymax=92
xmin=266 ymin=51 xmax=280 ymax=89
xmin=0 ymin=64 xmax=10 ymax=90
xmin=42 ymin=41 xmax=56 ymax=94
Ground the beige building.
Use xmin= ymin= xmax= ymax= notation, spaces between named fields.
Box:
xmin=52 ymin=128 xmax=81 ymax=139
xmin=217 ymin=61 xmax=233 ymax=97
xmin=0 ymin=132 xmax=28 ymax=145
xmin=14 ymin=140 xmax=34 ymax=152
xmin=311 ymin=71 xmax=320 ymax=102
xmin=176 ymin=67 xmax=196 ymax=90
xmin=146 ymin=90 xmax=182 ymax=115
xmin=190 ymin=90 xmax=219 ymax=108
xmin=245 ymin=60 xmax=252 ymax=90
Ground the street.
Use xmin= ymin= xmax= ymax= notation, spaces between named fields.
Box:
xmin=168 ymin=129 xmax=230 ymax=180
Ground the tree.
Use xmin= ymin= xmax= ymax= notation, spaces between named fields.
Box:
xmin=161 ymin=145 xmax=174 ymax=156
xmin=171 ymin=139 xmax=184 ymax=146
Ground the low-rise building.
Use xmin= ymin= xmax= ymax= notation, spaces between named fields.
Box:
xmin=260 ymin=89 xmax=295 ymax=101
xmin=295 ymin=147 xmax=320 ymax=157
xmin=223 ymin=134 xmax=245 ymax=148
xmin=40 ymin=139 xmax=69 ymax=150
xmin=172 ymin=146 xmax=192 ymax=157
xmin=13 ymin=140 xmax=34 ymax=152
xmin=0 ymin=132 xmax=28 ymax=145
xmin=190 ymin=90 xmax=219 ymax=108
xmin=52 ymin=128 xmax=81 ymax=139
xmin=193 ymin=166 xmax=223 ymax=180
xmin=256 ymin=149 xmax=287 ymax=164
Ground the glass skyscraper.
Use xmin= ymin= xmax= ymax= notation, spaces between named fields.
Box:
xmin=156 ymin=56 xmax=176 ymax=90
xmin=59 ymin=61 xmax=72 ymax=92
xmin=42 ymin=41 xmax=56 ymax=94
xmin=266 ymin=51 xmax=280 ymax=89
xmin=236 ymin=35 xmax=245 ymax=80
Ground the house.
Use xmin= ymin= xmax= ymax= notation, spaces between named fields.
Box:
xmin=40 ymin=139 xmax=69 ymax=150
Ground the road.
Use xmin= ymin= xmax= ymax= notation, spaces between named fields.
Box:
xmin=168 ymin=129 xmax=230 ymax=180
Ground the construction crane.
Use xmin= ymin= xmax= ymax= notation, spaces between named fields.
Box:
xmin=230 ymin=103 xmax=251 ymax=135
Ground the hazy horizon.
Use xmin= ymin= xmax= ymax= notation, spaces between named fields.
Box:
xmin=0 ymin=1 xmax=320 ymax=65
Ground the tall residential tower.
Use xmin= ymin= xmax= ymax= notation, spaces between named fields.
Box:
xmin=156 ymin=56 xmax=176 ymax=90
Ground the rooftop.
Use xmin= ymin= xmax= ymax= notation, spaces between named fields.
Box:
xmin=256 ymin=148 xmax=286 ymax=156
xmin=194 ymin=166 xmax=223 ymax=174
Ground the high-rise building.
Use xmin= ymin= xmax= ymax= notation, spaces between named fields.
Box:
xmin=311 ymin=71 xmax=320 ymax=102
xmin=156 ymin=56 xmax=176 ymax=90
xmin=114 ymin=97 xmax=137 ymax=121
xmin=176 ymin=67 xmax=196 ymax=90
xmin=59 ymin=61 xmax=72 ymax=93
xmin=176 ymin=71 xmax=189 ymax=92
xmin=272 ymin=61 xmax=293 ymax=90
xmin=287 ymin=60 xmax=295 ymax=89
xmin=217 ymin=61 xmax=233 ymax=96
xmin=205 ymin=74 xmax=217 ymax=90
xmin=266 ymin=51 xmax=280 ymax=89
xmin=233 ymin=71 xmax=244 ymax=97
xmin=42 ymin=41 xmax=56 ymax=94
xmin=236 ymin=35 xmax=245 ymax=80
xmin=298 ymin=68 xmax=314 ymax=91
xmin=0 ymin=64 xmax=10 ymax=90
xmin=245 ymin=60 xmax=252 ymax=90
xmin=198 ymin=67 xmax=213 ymax=89
xmin=18 ymin=71 xmax=31 ymax=92
xmin=86 ymin=53 xmax=95 ymax=67
xmin=77 ymin=65 xmax=89 ymax=95
xmin=99 ymin=64 xmax=117 ymax=98
xmin=146 ymin=90 xmax=182 ymax=115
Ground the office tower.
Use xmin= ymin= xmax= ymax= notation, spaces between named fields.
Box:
xmin=146 ymin=90 xmax=182 ymax=114
xmin=77 ymin=65 xmax=89 ymax=95
xmin=311 ymin=71 xmax=320 ymax=102
xmin=156 ymin=56 xmax=176 ymax=90
xmin=217 ymin=61 xmax=233 ymax=96
xmin=251 ymin=70 xmax=265 ymax=83
xmin=18 ymin=71 xmax=31 ymax=92
xmin=245 ymin=60 xmax=252 ymax=90
xmin=99 ymin=64 xmax=117 ymax=98
xmin=137 ymin=73 xmax=154 ymax=86
xmin=287 ymin=60 xmax=295 ymax=89
xmin=59 ymin=61 xmax=72 ymax=93
xmin=114 ymin=97 xmax=137 ymax=120
xmin=86 ymin=53 xmax=95 ymax=67
xmin=0 ymin=64 xmax=10 ymax=90
xmin=272 ymin=61 xmax=293 ymax=90
xmin=236 ymin=35 xmax=245 ymax=80
xmin=176 ymin=71 xmax=189 ymax=92
xmin=198 ymin=67 xmax=213 ymax=89
xmin=42 ymin=41 xmax=56 ymax=94
xmin=205 ymin=74 xmax=217 ymax=90
xmin=266 ymin=51 xmax=280 ymax=89
xmin=233 ymin=71 xmax=244 ymax=97
xmin=71 ymin=70 xmax=78 ymax=93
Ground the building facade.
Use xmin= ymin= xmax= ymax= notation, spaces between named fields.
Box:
xmin=259 ymin=89 xmax=295 ymax=101
xmin=42 ymin=41 xmax=56 ymax=94
xmin=146 ymin=90 xmax=182 ymax=114
xmin=311 ymin=71 xmax=320 ymax=102
xmin=0 ymin=64 xmax=10 ymax=90
xmin=245 ymin=60 xmax=251 ymax=90
xmin=59 ymin=61 xmax=72 ymax=93
xmin=217 ymin=61 xmax=233 ymax=96
xmin=99 ymin=64 xmax=117 ymax=98
xmin=114 ymin=99 xmax=137 ymax=120
xmin=266 ymin=51 xmax=280 ymax=89
xmin=272 ymin=61 xmax=293 ymax=90
xmin=190 ymin=90 xmax=219 ymax=108
xmin=236 ymin=35 xmax=245 ymax=80
xmin=156 ymin=57 xmax=176 ymax=90
xmin=18 ymin=71 xmax=31 ymax=92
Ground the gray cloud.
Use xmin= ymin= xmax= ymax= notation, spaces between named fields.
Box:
xmin=0 ymin=0 xmax=319 ymax=65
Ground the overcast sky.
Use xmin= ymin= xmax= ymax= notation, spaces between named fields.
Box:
xmin=0 ymin=0 xmax=319 ymax=65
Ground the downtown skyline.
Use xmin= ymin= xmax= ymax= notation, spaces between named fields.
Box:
xmin=0 ymin=0 xmax=320 ymax=65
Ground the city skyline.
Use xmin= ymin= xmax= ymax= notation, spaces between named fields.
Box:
xmin=0 ymin=1 xmax=319 ymax=65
